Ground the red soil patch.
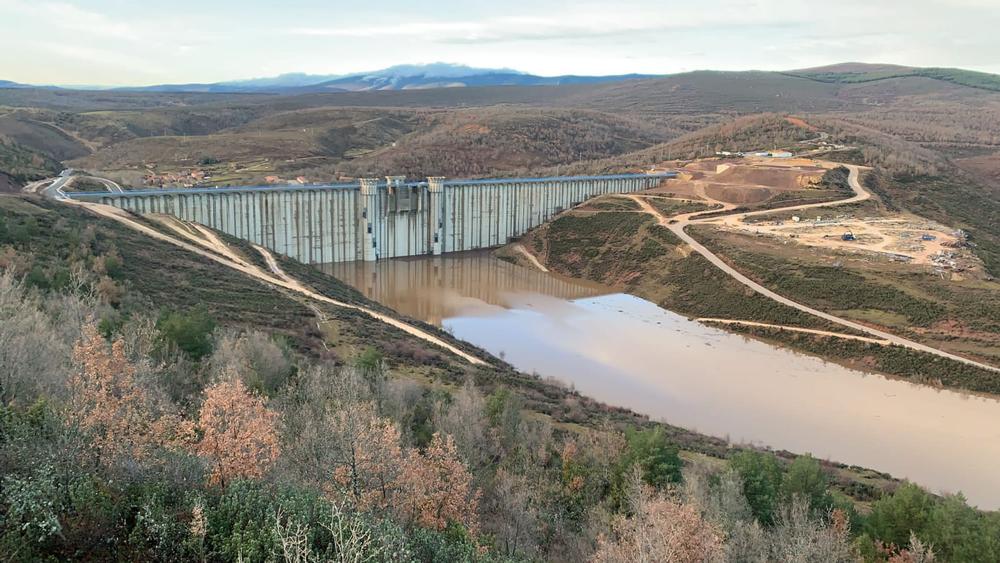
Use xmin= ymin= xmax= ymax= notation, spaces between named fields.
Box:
xmin=713 ymin=165 xmax=823 ymax=190
xmin=643 ymin=181 xmax=703 ymax=199
xmin=704 ymin=184 xmax=773 ymax=204
xmin=785 ymin=116 xmax=818 ymax=132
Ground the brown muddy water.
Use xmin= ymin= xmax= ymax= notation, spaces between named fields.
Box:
xmin=322 ymin=252 xmax=1000 ymax=509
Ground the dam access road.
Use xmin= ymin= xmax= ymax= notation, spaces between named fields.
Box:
xmin=628 ymin=163 xmax=1000 ymax=373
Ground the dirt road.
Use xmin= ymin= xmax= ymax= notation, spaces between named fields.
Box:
xmin=514 ymin=244 xmax=549 ymax=272
xmin=252 ymin=244 xmax=486 ymax=365
xmin=694 ymin=318 xmax=890 ymax=345
xmin=67 ymin=200 xmax=486 ymax=366
xmin=629 ymin=164 xmax=1000 ymax=373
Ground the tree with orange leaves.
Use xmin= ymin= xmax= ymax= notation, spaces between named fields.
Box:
xmin=592 ymin=481 xmax=723 ymax=563
xmin=68 ymin=323 xmax=188 ymax=465
xmin=329 ymin=402 xmax=404 ymax=511
xmin=397 ymin=432 xmax=480 ymax=533
xmin=196 ymin=377 xmax=280 ymax=486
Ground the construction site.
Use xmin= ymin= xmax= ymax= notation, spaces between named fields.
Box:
xmin=647 ymin=156 xmax=838 ymax=205
xmin=719 ymin=214 xmax=981 ymax=276
xmin=643 ymin=156 xmax=987 ymax=279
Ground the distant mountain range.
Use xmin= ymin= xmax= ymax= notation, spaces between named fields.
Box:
xmin=0 ymin=80 xmax=39 ymax=89
xmin=0 ymin=64 xmax=659 ymax=94
xmin=4 ymin=62 xmax=999 ymax=95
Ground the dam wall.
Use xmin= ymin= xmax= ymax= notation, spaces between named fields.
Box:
xmin=68 ymin=173 xmax=673 ymax=264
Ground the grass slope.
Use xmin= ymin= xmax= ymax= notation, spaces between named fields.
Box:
xmin=519 ymin=206 xmax=1000 ymax=395
xmin=786 ymin=66 xmax=1000 ymax=92
xmin=0 ymin=193 xmax=917 ymax=504
xmin=0 ymin=136 xmax=61 ymax=183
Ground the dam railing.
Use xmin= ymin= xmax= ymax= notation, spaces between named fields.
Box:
xmin=67 ymin=172 xmax=675 ymax=263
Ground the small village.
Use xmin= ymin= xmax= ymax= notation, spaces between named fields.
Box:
xmin=142 ymin=167 xmax=311 ymax=188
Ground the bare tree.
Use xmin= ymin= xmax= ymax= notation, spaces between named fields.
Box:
xmin=209 ymin=329 xmax=293 ymax=396
xmin=592 ymin=471 xmax=724 ymax=563
xmin=767 ymin=500 xmax=855 ymax=563
xmin=488 ymin=468 xmax=539 ymax=558
xmin=0 ymin=271 xmax=74 ymax=405
xmin=433 ymin=380 xmax=493 ymax=470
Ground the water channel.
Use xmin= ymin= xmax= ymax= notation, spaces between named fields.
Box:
xmin=321 ymin=252 xmax=1000 ymax=509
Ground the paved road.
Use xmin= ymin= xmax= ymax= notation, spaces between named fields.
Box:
xmin=40 ymin=169 xmax=74 ymax=199
xmin=33 ymin=169 xmax=123 ymax=198
xmin=90 ymin=176 xmax=124 ymax=193
xmin=630 ymin=164 xmax=1000 ymax=373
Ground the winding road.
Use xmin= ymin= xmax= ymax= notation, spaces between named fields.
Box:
xmin=629 ymin=164 xmax=1000 ymax=373
xmin=26 ymin=169 xmax=123 ymax=198
xmin=60 ymin=199 xmax=487 ymax=366
xmin=37 ymin=164 xmax=996 ymax=372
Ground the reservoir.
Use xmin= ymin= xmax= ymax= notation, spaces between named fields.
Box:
xmin=323 ymin=252 xmax=1000 ymax=509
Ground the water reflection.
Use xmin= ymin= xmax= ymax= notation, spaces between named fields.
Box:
xmin=320 ymin=253 xmax=611 ymax=324
xmin=323 ymin=253 xmax=1000 ymax=509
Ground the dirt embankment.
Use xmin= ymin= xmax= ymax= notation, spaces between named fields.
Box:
xmin=712 ymin=165 xmax=823 ymax=190
xmin=704 ymin=184 xmax=773 ymax=204
xmin=69 ymin=201 xmax=488 ymax=366
xmin=642 ymin=158 xmax=832 ymax=207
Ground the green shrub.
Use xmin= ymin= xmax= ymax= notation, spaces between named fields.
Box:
xmin=781 ymin=454 xmax=832 ymax=513
xmin=865 ymin=483 xmax=934 ymax=549
xmin=157 ymin=307 xmax=216 ymax=361
xmin=730 ymin=450 xmax=784 ymax=525
xmin=206 ymin=481 xmax=330 ymax=562
xmin=620 ymin=427 xmax=683 ymax=488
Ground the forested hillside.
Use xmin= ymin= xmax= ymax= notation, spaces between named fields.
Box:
xmin=0 ymin=136 xmax=61 ymax=184
xmin=3 ymin=195 xmax=999 ymax=561
xmin=3 ymin=65 xmax=1000 ymax=191
xmin=3 ymin=64 xmax=1000 ymax=561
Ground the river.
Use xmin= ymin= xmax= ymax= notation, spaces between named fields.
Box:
xmin=322 ymin=252 xmax=1000 ymax=509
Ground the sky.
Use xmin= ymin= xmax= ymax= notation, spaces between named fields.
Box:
xmin=1 ymin=0 xmax=998 ymax=86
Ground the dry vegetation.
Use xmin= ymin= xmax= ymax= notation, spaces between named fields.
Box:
xmin=512 ymin=158 xmax=1000 ymax=393
xmin=3 ymin=67 xmax=1000 ymax=560
xmin=5 ymin=194 xmax=999 ymax=561
xmin=4 ymin=67 xmax=999 ymax=190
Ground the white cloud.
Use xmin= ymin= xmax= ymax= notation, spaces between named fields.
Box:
xmin=37 ymin=41 xmax=161 ymax=75
xmin=0 ymin=0 xmax=141 ymax=40
xmin=1 ymin=0 xmax=999 ymax=85
xmin=287 ymin=5 xmax=814 ymax=44
xmin=43 ymin=1 xmax=141 ymax=40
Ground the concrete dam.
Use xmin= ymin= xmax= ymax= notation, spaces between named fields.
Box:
xmin=68 ymin=173 xmax=673 ymax=264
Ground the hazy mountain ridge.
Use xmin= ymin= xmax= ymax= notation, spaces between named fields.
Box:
xmin=0 ymin=79 xmax=42 ymax=89
xmin=44 ymin=63 xmax=658 ymax=94
xmin=785 ymin=62 xmax=1000 ymax=92
xmin=3 ymin=62 xmax=999 ymax=96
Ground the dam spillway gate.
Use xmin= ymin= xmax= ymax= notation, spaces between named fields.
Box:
xmin=67 ymin=173 xmax=674 ymax=264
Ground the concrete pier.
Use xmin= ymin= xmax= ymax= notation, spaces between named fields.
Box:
xmin=67 ymin=172 xmax=674 ymax=264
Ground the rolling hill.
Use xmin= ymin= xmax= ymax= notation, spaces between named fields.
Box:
xmin=38 ymin=63 xmax=656 ymax=94
xmin=4 ymin=62 xmax=1000 ymax=206
xmin=786 ymin=62 xmax=1000 ymax=92
xmin=66 ymin=106 xmax=681 ymax=183
xmin=4 ymin=61 xmax=1000 ymax=560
